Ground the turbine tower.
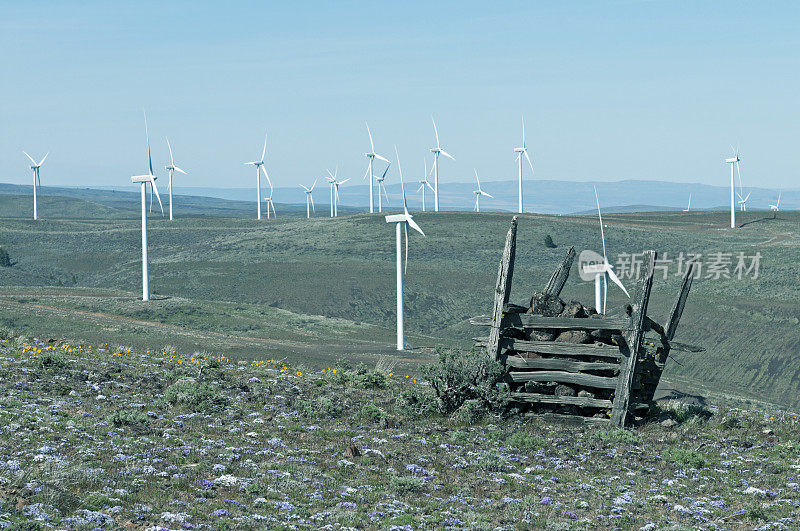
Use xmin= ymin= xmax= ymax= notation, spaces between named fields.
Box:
xmin=429 ymin=117 xmax=454 ymax=212
xmin=23 ymin=151 xmax=48 ymax=221
xmin=513 ymin=117 xmax=534 ymax=213
xmin=473 ymin=170 xmax=493 ymax=213
xmin=300 ymin=180 xmax=316 ymax=218
xmin=245 ymin=134 xmax=268 ymax=220
xmin=385 ymin=146 xmax=425 ymax=351
xmin=769 ymin=191 xmax=781 ymax=212
xmin=725 ymin=148 xmax=740 ymax=228
xmin=130 ymin=112 xmax=164 ymax=302
xmin=326 ymin=168 xmax=349 ymax=217
xmin=417 ymin=159 xmax=434 ymax=212
xmin=590 ymin=187 xmax=629 ymax=314
xmin=263 ymin=182 xmax=276 ymax=219
xmin=363 ymin=123 xmax=390 ymax=214
xmin=164 ymin=138 xmax=187 ymax=221
xmin=683 ymin=193 xmax=691 ymax=212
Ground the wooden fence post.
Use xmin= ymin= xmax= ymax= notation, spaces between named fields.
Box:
xmin=487 ymin=216 xmax=518 ymax=360
xmin=665 ymin=262 xmax=695 ymax=341
xmin=611 ymin=250 xmax=657 ymax=427
xmin=543 ymin=246 xmax=576 ymax=298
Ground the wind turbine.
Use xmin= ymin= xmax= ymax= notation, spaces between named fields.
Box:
xmin=385 ymin=146 xmax=425 ymax=351
xmin=326 ymin=168 xmax=349 ymax=217
xmin=417 ymin=159 xmax=434 ymax=212
xmin=244 ymin=134 xmax=268 ymax=220
xmin=473 ymin=170 xmax=493 ymax=213
xmin=513 ymin=117 xmax=534 ymax=213
xmin=300 ymin=180 xmax=316 ymax=218
xmin=429 ymin=117 xmax=455 ymax=212
xmin=22 ymin=151 xmax=48 ymax=221
xmin=769 ymin=192 xmax=781 ymax=212
xmin=589 ymin=187 xmax=629 ymax=314
xmin=737 ymin=192 xmax=751 ymax=212
xmin=364 ymin=123 xmax=390 ymax=214
xmin=375 ymin=164 xmax=390 ymax=213
xmin=263 ymin=183 xmax=276 ymax=219
xmin=683 ymin=193 xmax=691 ymax=212
xmin=164 ymin=138 xmax=187 ymax=221
xmin=725 ymin=148 xmax=740 ymax=228
xmin=130 ymin=112 xmax=164 ymax=302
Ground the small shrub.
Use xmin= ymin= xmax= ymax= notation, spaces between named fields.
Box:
xmin=107 ymin=410 xmax=149 ymax=427
xmin=476 ymin=448 xmax=510 ymax=472
xmin=594 ymin=429 xmax=640 ymax=445
xmin=506 ymin=431 xmax=546 ymax=450
xmin=360 ymin=401 xmax=384 ymax=422
xmin=34 ymin=351 xmax=68 ymax=372
xmin=390 ymin=475 xmax=426 ymax=495
xmin=664 ymin=447 xmax=705 ymax=469
xmin=355 ymin=370 xmax=386 ymax=390
xmin=0 ymin=247 xmax=11 ymax=267
xmin=0 ymin=325 xmax=15 ymax=340
xmin=397 ymin=386 xmax=439 ymax=419
xmin=163 ymin=379 xmax=227 ymax=412
xmin=422 ymin=349 xmax=509 ymax=416
xmin=453 ymin=399 xmax=485 ymax=424
xmin=543 ymin=235 xmax=557 ymax=248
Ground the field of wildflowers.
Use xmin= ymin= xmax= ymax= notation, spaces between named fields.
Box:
xmin=1 ymin=333 xmax=799 ymax=529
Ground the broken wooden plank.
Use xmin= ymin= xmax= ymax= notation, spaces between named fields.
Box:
xmin=543 ymin=246 xmax=576 ymax=298
xmin=511 ymin=392 xmax=613 ymax=408
xmin=527 ymin=412 xmax=611 ymax=426
xmin=472 ymin=337 xmax=623 ymax=359
xmin=505 ymin=356 xmax=619 ymax=373
xmin=469 ymin=314 xmax=625 ymax=330
xmin=508 ymin=370 xmax=618 ymax=388
xmin=610 ymin=250 xmax=656 ymax=428
xmin=487 ymin=216 xmax=518 ymax=361
xmin=666 ymin=262 xmax=695 ymax=341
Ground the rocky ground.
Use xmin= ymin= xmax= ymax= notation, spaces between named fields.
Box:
xmin=0 ymin=334 xmax=798 ymax=530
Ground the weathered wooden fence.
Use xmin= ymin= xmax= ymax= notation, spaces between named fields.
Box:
xmin=470 ymin=216 xmax=699 ymax=428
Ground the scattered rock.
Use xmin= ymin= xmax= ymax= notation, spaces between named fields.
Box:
xmin=214 ymin=474 xmax=239 ymax=487
xmin=762 ymin=428 xmax=775 ymax=436
xmin=555 ymin=330 xmax=591 ymax=344
xmin=660 ymin=418 xmax=678 ymax=428
xmin=554 ymin=385 xmax=577 ymax=397
xmin=344 ymin=443 xmax=361 ymax=458
xmin=529 ymin=329 xmax=557 ymax=341
xmin=577 ymin=390 xmax=595 ymax=399
xmin=528 ymin=292 xmax=564 ymax=317
xmin=559 ymin=301 xmax=586 ymax=318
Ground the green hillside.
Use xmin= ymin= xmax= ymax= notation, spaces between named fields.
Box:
xmin=1 ymin=207 xmax=798 ymax=408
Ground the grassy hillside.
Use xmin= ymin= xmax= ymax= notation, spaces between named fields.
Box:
xmin=1 ymin=206 xmax=799 ymax=407
xmin=0 ymin=337 xmax=798 ymax=528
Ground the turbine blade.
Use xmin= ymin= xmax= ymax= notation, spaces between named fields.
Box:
xmin=260 ymin=165 xmax=272 ymax=189
xmin=404 ymin=222 xmax=408 ymax=274
xmin=310 ymin=194 xmax=315 ymax=212
xmin=340 ymin=178 xmax=350 ymax=184
xmin=38 ymin=152 xmax=49 ymax=165
xmin=166 ymin=137 xmax=174 ymax=165
xmin=524 ymin=150 xmax=534 ymax=173
xmin=144 ymin=111 xmax=154 ymax=176
xmin=174 ymin=166 xmax=187 ymax=175
xmin=521 ymin=115 xmax=525 ymax=147
xmin=300 ymin=184 xmax=310 ymax=192
xmin=311 ymin=178 xmax=317 ymax=191
xmin=374 ymin=154 xmax=390 ymax=163
xmin=432 ymin=116 xmax=440 ymax=148
xmin=440 ymin=149 xmax=455 ymax=161
xmin=426 ymin=181 xmax=435 ymax=192
xmin=23 ymin=151 xmax=36 ymax=165
xmin=594 ymin=186 xmax=607 ymax=261
xmin=382 ymin=182 xmax=390 ymax=205
xmin=394 ymin=145 xmax=409 ymax=215
xmin=483 ymin=192 xmax=494 ymax=198
xmin=606 ymin=265 xmax=630 ymax=298
xmin=406 ymin=215 xmax=424 ymax=237
xmin=261 ymin=133 xmax=267 ymax=162
xmin=474 ymin=169 xmax=480 ymax=188
xmin=366 ymin=122 xmax=375 ymax=152
xmin=362 ymin=165 xmax=371 ymax=181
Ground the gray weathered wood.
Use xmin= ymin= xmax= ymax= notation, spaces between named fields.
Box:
xmin=610 ymin=250 xmax=656 ymax=428
xmin=527 ymin=412 xmax=611 ymax=426
xmin=487 ymin=217 xmax=518 ymax=360
xmin=488 ymin=313 xmax=625 ymax=331
xmin=505 ymin=356 xmax=619 ymax=373
xmin=508 ymin=370 xmax=618 ymax=388
xmin=472 ymin=337 xmax=624 ymax=359
xmin=543 ymin=246 xmax=576 ymax=297
xmin=665 ymin=262 xmax=695 ymax=341
xmin=511 ymin=392 xmax=613 ymax=408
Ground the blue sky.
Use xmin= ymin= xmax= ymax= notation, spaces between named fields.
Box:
xmin=1 ymin=0 xmax=798 ymax=191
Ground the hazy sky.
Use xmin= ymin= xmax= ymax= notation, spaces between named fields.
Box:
xmin=1 ymin=1 xmax=798 ymax=191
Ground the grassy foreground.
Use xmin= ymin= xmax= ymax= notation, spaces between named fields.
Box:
xmin=1 ymin=334 xmax=799 ymax=529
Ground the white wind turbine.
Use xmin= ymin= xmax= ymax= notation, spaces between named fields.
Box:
xmin=300 ymin=180 xmax=317 ymax=218
xmin=769 ymin=192 xmax=781 ymax=212
xmin=725 ymin=148 xmax=741 ymax=228
xmin=429 ymin=117 xmax=455 ymax=212
xmin=244 ymin=134 xmax=268 ymax=220
xmin=263 ymin=182 xmax=276 ymax=219
xmin=130 ymin=112 xmax=164 ymax=302
xmin=164 ymin=138 xmax=187 ymax=221
xmin=326 ymin=168 xmax=349 ymax=217
xmin=375 ymin=164 xmax=390 ymax=213
xmin=364 ymin=123 xmax=390 ymax=214
xmin=734 ymin=149 xmax=748 ymax=211
xmin=683 ymin=193 xmax=691 ymax=212
xmin=22 ymin=150 xmax=48 ymax=220
xmin=589 ymin=187 xmax=629 ymax=314
xmin=417 ymin=159 xmax=434 ymax=212
xmin=385 ymin=146 xmax=425 ymax=351
xmin=513 ymin=117 xmax=534 ymax=213
xmin=473 ymin=170 xmax=493 ymax=213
